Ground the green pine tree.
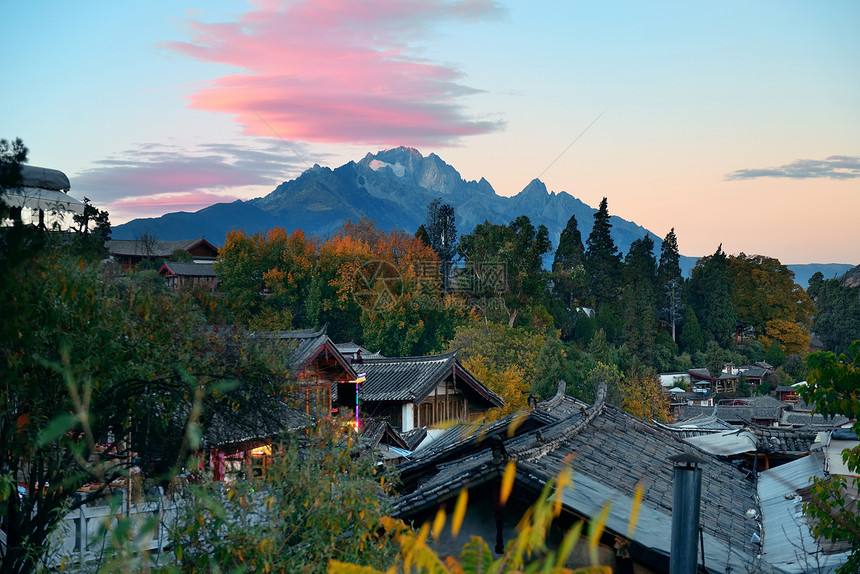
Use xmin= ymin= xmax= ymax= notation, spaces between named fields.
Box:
xmin=679 ymin=305 xmax=704 ymax=354
xmin=584 ymin=197 xmax=622 ymax=308
xmin=688 ymin=245 xmax=736 ymax=348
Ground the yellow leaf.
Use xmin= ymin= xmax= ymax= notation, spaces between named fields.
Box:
xmin=451 ymin=488 xmax=468 ymax=537
xmin=500 ymin=460 xmax=516 ymax=504
xmin=588 ymin=502 xmax=612 ymax=565
xmin=506 ymin=412 xmax=528 ymax=437
xmin=627 ymin=483 xmax=643 ymax=537
xmin=555 ymin=520 xmax=584 ymax=569
xmin=431 ymin=508 xmax=446 ymax=541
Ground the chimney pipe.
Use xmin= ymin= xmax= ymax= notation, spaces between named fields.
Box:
xmin=669 ymin=453 xmax=706 ymax=574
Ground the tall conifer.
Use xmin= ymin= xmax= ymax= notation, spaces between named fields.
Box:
xmin=584 ymin=197 xmax=622 ymax=307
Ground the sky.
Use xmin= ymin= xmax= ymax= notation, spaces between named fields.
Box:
xmin=2 ymin=0 xmax=859 ymax=264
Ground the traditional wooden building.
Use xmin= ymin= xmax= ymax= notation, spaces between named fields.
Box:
xmin=357 ymin=351 xmax=503 ymax=433
xmin=158 ymin=261 xmax=218 ymax=290
xmin=251 ymin=326 xmax=359 ymax=417
xmin=687 ymin=367 xmax=739 ymax=394
xmin=105 ymin=237 xmax=218 ymax=270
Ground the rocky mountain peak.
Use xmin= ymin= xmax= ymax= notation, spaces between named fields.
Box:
xmin=519 ymin=178 xmax=549 ymax=197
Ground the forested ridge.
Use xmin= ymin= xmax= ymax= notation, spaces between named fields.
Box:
xmin=214 ymin=196 xmax=859 ymax=418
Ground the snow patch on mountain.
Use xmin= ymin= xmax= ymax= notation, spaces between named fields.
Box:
xmin=369 ymin=160 xmax=406 ymax=177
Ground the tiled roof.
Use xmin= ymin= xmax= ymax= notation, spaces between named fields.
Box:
xmin=199 ymin=395 xmax=311 ymax=450
xmin=677 ymin=397 xmax=788 ymax=424
xmin=753 ymin=425 xmax=818 ymax=454
xmin=359 ymin=351 xmax=503 ymax=407
xmin=249 ymin=325 xmax=357 ymax=376
xmin=780 ymin=410 xmax=850 ymax=428
xmin=400 ymin=427 xmax=428 ymax=451
xmin=739 ymin=366 xmax=769 ymax=378
xmin=393 ymin=382 xmax=768 ymax=572
xmin=106 ymin=238 xmax=217 ymax=258
xmin=358 ymin=418 xmax=409 ymax=450
xmin=657 ymin=414 xmax=737 ymax=438
xmin=688 ymin=368 xmax=739 ymax=382
xmin=159 ymin=261 xmax=217 ymax=277
xmin=335 ymin=342 xmax=385 ymax=360
xmin=396 ymin=381 xmax=582 ymax=487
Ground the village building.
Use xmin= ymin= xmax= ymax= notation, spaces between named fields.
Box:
xmin=250 ymin=326 xmax=359 ymax=417
xmin=105 ymin=237 xmax=218 ymax=270
xmin=687 ymin=367 xmax=739 ymax=394
xmin=356 ymin=351 xmax=503 ymax=434
xmin=157 ymin=260 xmax=218 ymax=290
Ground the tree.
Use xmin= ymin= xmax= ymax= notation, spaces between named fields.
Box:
xmin=451 ymin=323 xmax=544 ymax=381
xmin=462 ymin=354 xmax=529 ymax=418
xmin=0 ymin=242 xmax=283 ymax=574
xmin=458 ymin=216 xmax=551 ymax=327
xmin=764 ymin=338 xmax=786 ymax=368
xmin=619 ymin=364 xmax=671 ymax=423
xmin=552 ymin=214 xmax=587 ymax=308
xmin=0 ymin=137 xmax=28 ymax=221
xmin=425 ymin=198 xmax=457 ymax=263
xmin=688 ymin=246 xmax=735 ymax=348
xmin=620 ymin=236 xmax=658 ymax=364
xmin=808 ymin=272 xmax=860 ymax=355
xmin=704 ymin=340 xmax=726 ymax=379
xmin=800 ymin=341 xmax=860 ymax=574
xmin=657 ymin=228 xmax=684 ymax=342
xmin=162 ymin=420 xmax=400 ymax=574
xmin=531 ymin=330 xmax=586 ymax=401
xmin=726 ymin=253 xmax=815 ymax=355
xmin=553 ymin=214 xmax=585 ymax=274
xmin=583 ymin=198 xmax=622 ymax=308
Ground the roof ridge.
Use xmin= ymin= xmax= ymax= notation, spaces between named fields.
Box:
xmin=362 ymin=349 xmax=458 ymax=363
xmin=537 ymin=379 xmax=567 ymax=408
xmin=513 ymin=382 xmax=607 ymax=461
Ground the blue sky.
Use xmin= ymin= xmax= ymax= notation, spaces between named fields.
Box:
xmin=2 ymin=0 xmax=858 ymax=264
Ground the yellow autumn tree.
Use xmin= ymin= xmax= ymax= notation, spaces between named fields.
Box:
xmin=462 ymin=354 xmax=530 ymax=418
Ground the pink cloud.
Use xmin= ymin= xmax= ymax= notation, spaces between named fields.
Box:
xmin=163 ymin=0 xmax=505 ymax=146
xmin=73 ymin=141 xmax=303 ymax=205
xmin=106 ymin=191 xmax=242 ymax=223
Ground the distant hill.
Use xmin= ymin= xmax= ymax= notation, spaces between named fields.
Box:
xmin=113 ymin=146 xmax=851 ymax=282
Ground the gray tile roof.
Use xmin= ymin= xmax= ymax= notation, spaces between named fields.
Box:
xmin=753 ymin=425 xmax=818 ymax=455
xmin=739 ymin=365 xmax=769 ymax=378
xmin=657 ymin=414 xmax=737 ymax=438
xmin=249 ymin=325 xmax=356 ymax=376
xmin=358 ymin=351 xmax=503 ymax=407
xmin=393 ymin=382 xmax=769 ymax=572
xmin=106 ymin=238 xmax=217 ymax=258
xmin=199 ymin=395 xmax=311 ymax=450
xmin=159 ymin=261 xmax=217 ymax=277
xmin=688 ymin=368 xmax=739 ymax=381
xmin=358 ymin=418 xmax=409 ymax=451
xmin=677 ymin=396 xmax=788 ymax=424
xmin=400 ymin=427 xmax=428 ymax=451
xmin=335 ymin=342 xmax=385 ymax=360
xmin=780 ymin=410 xmax=850 ymax=428
xmin=396 ymin=381 xmax=583 ymax=487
